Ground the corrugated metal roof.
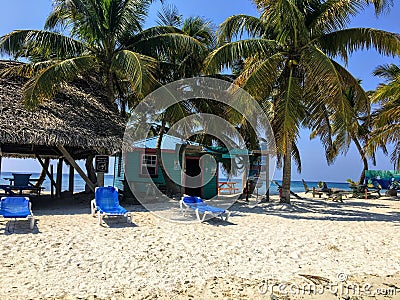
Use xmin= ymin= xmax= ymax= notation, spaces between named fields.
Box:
xmin=132 ymin=134 xmax=200 ymax=150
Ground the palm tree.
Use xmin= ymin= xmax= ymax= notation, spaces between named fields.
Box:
xmin=204 ymin=0 xmax=400 ymax=204
xmin=0 ymin=0 xmax=208 ymax=192
xmin=146 ymin=5 xmax=218 ymax=194
xmin=310 ymin=83 xmax=383 ymax=184
xmin=155 ymin=4 xmax=216 ymax=83
xmin=370 ymin=63 xmax=400 ymax=170
xmin=0 ymin=0 xmax=205 ymax=111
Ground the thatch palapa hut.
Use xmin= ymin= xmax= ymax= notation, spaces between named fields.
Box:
xmin=0 ymin=60 xmax=125 ymax=194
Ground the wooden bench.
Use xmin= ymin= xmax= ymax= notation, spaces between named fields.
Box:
xmin=218 ymin=187 xmax=240 ymax=192
xmin=218 ymin=181 xmax=240 ymax=195
xmin=312 ymin=187 xmax=323 ymax=198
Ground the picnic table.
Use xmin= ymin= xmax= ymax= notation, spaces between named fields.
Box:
xmin=218 ymin=181 xmax=239 ymax=194
xmin=1 ymin=174 xmax=44 ymax=196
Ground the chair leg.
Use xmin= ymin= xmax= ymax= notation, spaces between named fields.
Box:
xmin=126 ymin=213 xmax=132 ymax=223
xmin=98 ymin=212 xmax=102 ymax=225
xmin=29 ymin=217 xmax=35 ymax=230
xmin=201 ymin=212 xmax=208 ymax=222
xmin=195 ymin=209 xmax=202 ymax=222
xmin=90 ymin=200 xmax=96 ymax=217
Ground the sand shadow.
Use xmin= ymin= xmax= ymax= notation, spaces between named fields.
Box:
xmin=0 ymin=219 xmax=40 ymax=235
xmin=259 ymin=198 xmax=400 ymax=222
xmin=99 ymin=217 xmax=137 ymax=229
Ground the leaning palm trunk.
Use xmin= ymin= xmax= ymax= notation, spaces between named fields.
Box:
xmin=34 ymin=158 xmax=50 ymax=188
xmin=280 ymin=140 xmax=292 ymax=204
xmin=155 ymin=119 xmax=180 ymax=195
xmin=359 ymin=157 xmax=368 ymax=185
xmin=352 ymin=136 xmax=368 ymax=184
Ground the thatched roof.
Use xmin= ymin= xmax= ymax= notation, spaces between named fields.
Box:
xmin=0 ymin=60 xmax=125 ymax=159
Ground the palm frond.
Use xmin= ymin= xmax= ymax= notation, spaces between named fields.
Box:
xmin=302 ymin=46 xmax=344 ymax=110
xmin=111 ymin=50 xmax=158 ymax=97
xmin=258 ymin=0 xmax=307 ymax=45
xmin=45 ymin=0 xmax=73 ymax=31
xmin=123 ymin=26 xmax=182 ymax=48
xmin=372 ymin=81 xmax=400 ymax=103
xmin=0 ymin=60 xmax=55 ymax=78
xmin=310 ymin=0 xmax=364 ymax=35
xmin=109 ymin=0 xmax=150 ymax=40
xmin=309 ymin=104 xmax=335 ymax=164
xmin=22 ymin=55 xmax=96 ymax=108
xmin=0 ymin=30 xmax=85 ymax=59
xmin=238 ymin=52 xmax=285 ymax=100
xmin=217 ymin=14 xmax=269 ymax=43
xmin=331 ymin=60 xmax=370 ymax=113
xmin=365 ymin=0 xmax=394 ymax=15
xmin=373 ymin=63 xmax=400 ymax=80
xmin=204 ymin=39 xmax=278 ymax=74
xmin=157 ymin=3 xmax=182 ymax=27
xmin=319 ymin=28 xmax=400 ymax=64
xmin=182 ymin=17 xmax=216 ymax=50
xmin=132 ymin=33 xmax=207 ymax=62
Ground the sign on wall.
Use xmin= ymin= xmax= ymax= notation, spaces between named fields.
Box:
xmin=95 ymin=155 xmax=109 ymax=173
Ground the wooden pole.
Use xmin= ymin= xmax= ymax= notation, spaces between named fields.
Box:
xmin=35 ymin=154 xmax=57 ymax=189
xmin=56 ymin=158 xmax=63 ymax=197
xmin=69 ymin=164 xmax=74 ymax=194
xmin=265 ymin=153 xmax=270 ymax=202
xmin=57 ymin=145 xmax=96 ymax=192
xmin=181 ymin=149 xmax=186 ymax=195
xmin=97 ymin=172 xmax=104 ymax=187
xmin=50 ymin=165 xmax=54 ymax=198
xmin=0 ymin=145 xmax=2 ymax=178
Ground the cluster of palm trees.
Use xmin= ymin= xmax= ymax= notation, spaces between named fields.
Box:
xmin=0 ymin=0 xmax=399 ymax=204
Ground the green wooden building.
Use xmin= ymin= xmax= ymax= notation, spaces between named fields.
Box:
xmin=114 ymin=135 xmax=218 ymax=199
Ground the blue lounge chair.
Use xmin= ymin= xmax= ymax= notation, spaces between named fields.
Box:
xmin=91 ymin=186 xmax=132 ymax=225
xmin=0 ymin=197 xmax=35 ymax=230
xmin=180 ymin=196 xmax=231 ymax=222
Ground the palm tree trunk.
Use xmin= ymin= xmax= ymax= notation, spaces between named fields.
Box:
xmin=280 ymin=140 xmax=292 ymax=204
xmin=155 ymin=118 xmax=180 ymax=195
xmin=105 ymin=67 xmax=115 ymax=105
xmin=352 ymin=137 xmax=368 ymax=185
xmin=34 ymin=158 xmax=50 ymax=188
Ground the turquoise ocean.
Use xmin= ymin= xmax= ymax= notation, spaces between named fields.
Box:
xmin=0 ymin=172 xmax=115 ymax=193
xmin=0 ymin=172 xmax=351 ymax=195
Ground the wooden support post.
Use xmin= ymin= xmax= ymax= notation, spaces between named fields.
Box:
xmin=56 ymin=158 xmax=63 ymax=197
xmin=50 ymin=165 xmax=54 ymax=198
xmin=265 ymin=153 xmax=269 ymax=202
xmin=35 ymin=154 xmax=57 ymax=189
xmin=0 ymin=145 xmax=2 ymax=179
xmin=57 ymin=144 xmax=96 ymax=192
xmin=97 ymin=172 xmax=104 ymax=187
xmin=69 ymin=164 xmax=74 ymax=194
xmin=181 ymin=149 xmax=186 ymax=195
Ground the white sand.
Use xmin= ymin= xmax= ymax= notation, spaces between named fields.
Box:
xmin=0 ymin=193 xmax=399 ymax=299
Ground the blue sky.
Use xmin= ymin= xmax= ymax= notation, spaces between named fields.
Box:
xmin=0 ymin=0 xmax=399 ymax=182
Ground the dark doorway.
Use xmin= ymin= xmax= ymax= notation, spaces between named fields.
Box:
xmin=185 ymin=157 xmax=202 ymax=196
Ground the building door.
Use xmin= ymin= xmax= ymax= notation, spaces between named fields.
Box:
xmin=185 ymin=157 xmax=202 ymax=196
